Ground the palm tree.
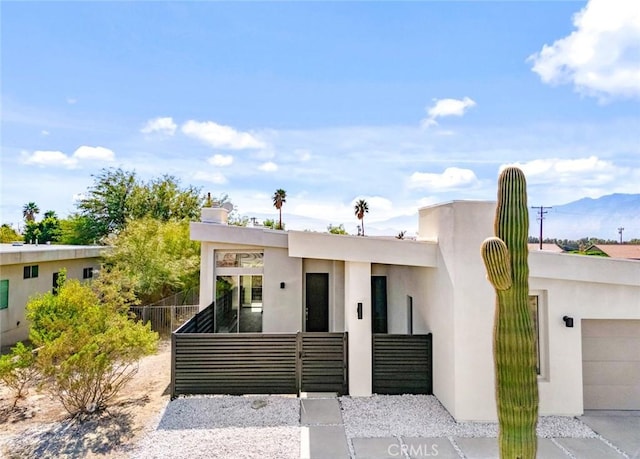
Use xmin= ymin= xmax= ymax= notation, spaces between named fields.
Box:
xmin=354 ymin=199 xmax=369 ymax=236
xmin=22 ymin=202 xmax=40 ymax=222
xmin=272 ymin=189 xmax=287 ymax=230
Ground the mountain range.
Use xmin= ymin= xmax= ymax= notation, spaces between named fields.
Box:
xmin=244 ymin=193 xmax=640 ymax=241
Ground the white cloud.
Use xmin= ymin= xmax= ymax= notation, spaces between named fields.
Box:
xmin=22 ymin=150 xmax=77 ymax=168
xmin=72 ymin=145 xmax=115 ymax=162
xmin=422 ymin=97 xmax=476 ymax=128
xmin=41 ymin=130 xmax=50 ymax=136
xmin=182 ymin=120 xmax=265 ymax=149
xmin=528 ymin=0 xmax=640 ymax=100
xmin=141 ymin=117 xmax=177 ymax=136
xmin=193 ymin=171 xmax=228 ymax=184
xmin=295 ymin=149 xmax=312 ymax=161
xmin=408 ymin=167 xmax=479 ymax=191
xmin=66 ymin=98 xmax=77 ymax=105
xmin=259 ymin=161 xmax=278 ymax=172
xmin=21 ymin=146 xmax=115 ymax=168
xmin=503 ymin=156 xmax=620 ymax=185
xmin=207 ymin=154 xmax=234 ymax=167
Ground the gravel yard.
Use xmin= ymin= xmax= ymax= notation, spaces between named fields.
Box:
xmin=2 ymin=387 xmax=601 ymax=458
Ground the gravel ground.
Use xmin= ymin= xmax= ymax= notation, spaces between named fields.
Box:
xmin=4 ymin=394 xmax=600 ymax=458
xmin=340 ymin=395 xmax=597 ymax=439
xmin=130 ymin=395 xmax=301 ymax=459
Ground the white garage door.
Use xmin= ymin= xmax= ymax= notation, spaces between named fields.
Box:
xmin=582 ymin=319 xmax=640 ymax=410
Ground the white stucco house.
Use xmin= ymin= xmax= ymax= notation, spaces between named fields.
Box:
xmin=191 ymin=201 xmax=640 ymax=422
xmin=0 ymin=243 xmax=105 ymax=348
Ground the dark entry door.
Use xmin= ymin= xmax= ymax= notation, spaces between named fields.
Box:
xmin=306 ymin=273 xmax=329 ymax=332
xmin=371 ymin=276 xmax=388 ymax=333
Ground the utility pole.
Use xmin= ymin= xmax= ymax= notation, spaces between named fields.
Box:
xmin=618 ymin=227 xmax=624 ymax=244
xmin=532 ymin=206 xmax=552 ymax=250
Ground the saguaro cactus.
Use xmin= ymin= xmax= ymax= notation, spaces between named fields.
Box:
xmin=481 ymin=167 xmax=539 ymax=459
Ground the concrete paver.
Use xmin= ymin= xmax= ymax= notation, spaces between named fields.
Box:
xmin=351 ymin=438 xmax=401 ymax=459
xmin=300 ymin=398 xmax=343 ymax=425
xmin=581 ymin=413 xmax=640 ymax=458
xmin=403 ymin=437 xmax=458 ymax=458
xmin=454 ymin=437 xmax=498 ymax=459
xmin=302 ymin=425 xmax=350 ymax=459
xmin=554 ymin=438 xmax=625 ymax=459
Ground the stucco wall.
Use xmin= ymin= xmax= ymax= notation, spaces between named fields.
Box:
xmin=418 ymin=201 xmax=640 ymax=421
xmin=1 ymin=256 xmax=101 ymax=347
xmin=263 ymin=247 xmax=302 ymax=332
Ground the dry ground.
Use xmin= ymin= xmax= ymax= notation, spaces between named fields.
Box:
xmin=0 ymin=340 xmax=172 ymax=458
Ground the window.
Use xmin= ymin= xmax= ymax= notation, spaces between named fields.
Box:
xmin=23 ymin=265 xmax=39 ymax=279
xmin=83 ymin=267 xmax=94 ymax=279
xmin=215 ymin=275 xmax=263 ymax=333
xmin=529 ymin=295 xmax=541 ymax=375
xmin=216 ymin=252 xmax=263 ymax=268
xmin=0 ymin=279 xmax=8 ymax=310
xmin=52 ymin=272 xmax=60 ymax=295
xmin=528 ymin=292 xmax=549 ymax=379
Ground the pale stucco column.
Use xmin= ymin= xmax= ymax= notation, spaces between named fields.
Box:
xmin=344 ymin=261 xmax=372 ymax=396
xmin=199 ymin=242 xmax=215 ymax=311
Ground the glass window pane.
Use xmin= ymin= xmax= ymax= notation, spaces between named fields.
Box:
xmin=239 ymin=275 xmax=262 ymax=332
xmin=0 ymin=279 xmax=8 ymax=309
xmin=529 ymin=295 xmax=540 ymax=375
xmin=216 ymin=252 xmax=263 ymax=268
xmin=215 ymin=276 xmax=238 ymax=333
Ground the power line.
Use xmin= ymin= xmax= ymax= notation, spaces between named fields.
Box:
xmin=532 ymin=206 xmax=552 ymax=250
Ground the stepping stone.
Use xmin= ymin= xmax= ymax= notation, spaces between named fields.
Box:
xmin=454 ymin=437 xmax=498 ymax=459
xmin=403 ymin=437 xmax=458 ymax=458
xmin=351 ymin=437 xmax=400 ymax=459
xmin=301 ymin=425 xmax=350 ymax=459
xmin=301 ymin=398 xmax=343 ymax=425
xmin=554 ymin=438 xmax=626 ymax=459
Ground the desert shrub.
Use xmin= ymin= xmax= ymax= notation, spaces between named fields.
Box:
xmin=0 ymin=342 xmax=38 ymax=407
xmin=26 ymin=274 xmax=158 ymax=415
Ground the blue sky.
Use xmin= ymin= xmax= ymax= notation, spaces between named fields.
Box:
xmin=2 ymin=0 xmax=639 ymax=236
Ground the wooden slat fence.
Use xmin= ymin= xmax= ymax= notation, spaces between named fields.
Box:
xmin=172 ymin=304 xmax=348 ymax=398
xmin=372 ymin=334 xmax=433 ymax=395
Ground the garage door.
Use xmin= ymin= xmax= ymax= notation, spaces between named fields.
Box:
xmin=582 ymin=319 xmax=640 ymax=410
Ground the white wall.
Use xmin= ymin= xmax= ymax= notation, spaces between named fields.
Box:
xmin=530 ymin=254 xmax=640 ymax=416
xmin=1 ymin=250 xmax=102 ymax=347
xmin=418 ymin=201 xmax=640 ymax=421
xmin=263 ymin=247 xmax=302 ymax=332
xmin=345 ymin=261 xmax=372 ymax=396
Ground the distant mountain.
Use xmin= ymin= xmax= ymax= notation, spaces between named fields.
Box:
xmin=238 ymin=194 xmax=640 ymax=241
xmin=534 ymin=194 xmax=640 ymax=241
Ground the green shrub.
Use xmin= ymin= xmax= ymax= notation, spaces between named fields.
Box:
xmin=0 ymin=342 xmax=38 ymax=407
xmin=26 ymin=275 xmax=158 ymax=415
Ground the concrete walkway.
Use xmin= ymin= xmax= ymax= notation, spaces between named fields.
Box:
xmin=300 ymin=396 xmax=639 ymax=459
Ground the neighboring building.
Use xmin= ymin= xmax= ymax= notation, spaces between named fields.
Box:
xmin=0 ymin=243 xmax=105 ymax=347
xmin=585 ymin=244 xmax=640 ymax=260
xmin=191 ymin=201 xmax=640 ymax=421
xmin=528 ymin=243 xmax=565 ymax=253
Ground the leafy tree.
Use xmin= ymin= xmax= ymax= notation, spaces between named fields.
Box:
xmin=129 ymin=174 xmax=202 ymax=222
xmin=272 ymin=189 xmax=287 ymax=230
xmin=22 ymin=202 xmax=40 ymax=222
xmin=76 ymin=168 xmax=205 ymax=241
xmin=0 ymin=342 xmax=38 ymax=407
xmin=0 ymin=224 xmax=22 ymax=243
xmin=26 ymin=274 xmax=158 ymax=415
xmin=354 ymin=199 xmax=369 ymax=236
xmin=58 ymin=214 xmax=103 ymax=245
xmin=22 ymin=221 xmax=41 ymax=244
xmin=103 ymin=218 xmax=200 ymax=304
xmin=22 ymin=210 xmax=61 ymax=244
xmin=76 ymin=168 xmax=137 ymax=238
xmin=327 ymin=223 xmax=348 ymax=235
